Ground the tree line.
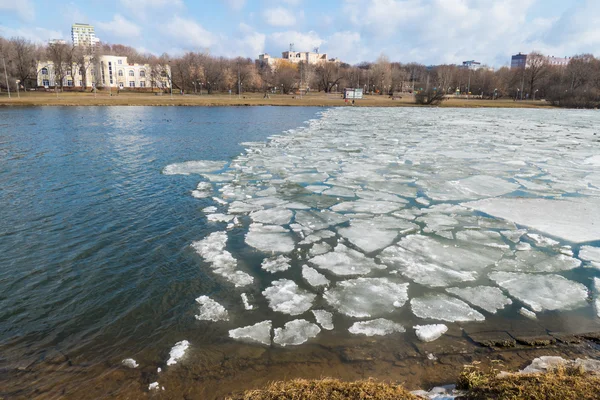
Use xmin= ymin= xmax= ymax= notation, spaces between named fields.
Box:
xmin=1 ymin=36 xmax=599 ymax=107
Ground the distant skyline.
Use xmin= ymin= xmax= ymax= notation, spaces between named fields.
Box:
xmin=1 ymin=0 xmax=599 ymax=67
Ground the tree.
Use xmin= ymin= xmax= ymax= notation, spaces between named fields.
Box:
xmin=273 ymin=60 xmax=298 ymax=94
xmin=9 ymin=37 xmax=37 ymax=89
xmin=524 ymin=52 xmax=548 ymax=96
xmin=72 ymin=44 xmax=96 ymax=89
xmin=46 ymin=42 xmax=72 ymax=90
xmin=314 ymin=61 xmax=343 ymax=93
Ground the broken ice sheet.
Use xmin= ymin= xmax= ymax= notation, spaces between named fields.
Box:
xmin=494 ymin=251 xmax=581 ymax=273
xmin=445 ymin=286 xmax=512 ymax=314
xmin=348 ymin=319 xmax=405 ymax=336
xmin=163 ymin=160 xmax=227 ymax=175
xmin=331 ymin=199 xmax=403 ymax=214
xmin=229 ymin=321 xmax=272 ymax=346
xmin=261 ymin=255 xmax=291 ymax=273
xmin=312 ymin=310 xmax=334 ymax=330
xmin=245 ymin=224 xmax=295 ymax=253
xmin=262 ymin=279 xmax=316 ymax=315
xmin=194 ymin=296 xmax=229 ymax=322
xmin=423 ymin=175 xmax=519 ymax=201
xmin=580 ymin=246 xmax=600 ymax=269
xmin=411 ymin=295 xmax=485 ymax=322
xmin=273 ymin=319 xmax=321 ymax=346
xmin=308 ymin=243 xmax=386 ymax=276
xmin=489 ymin=272 xmax=588 ymax=312
xmin=249 ymin=208 xmax=293 ymax=225
xmin=337 ymin=216 xmax=418 ymax=253
xmin=413 ymin=324 xmax=448 ymax=342
xmin=324 ymin=277 xmax=409 ymax=318
xmin=301 ymin=265 xmax=330 ymax=288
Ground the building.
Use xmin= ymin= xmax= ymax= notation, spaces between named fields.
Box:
xmin=37 ymin=55 xmax=171 ymax=90
xmin=72 ymin=23 xmax=100 ymax=47
xmin=48 ymin=39 xmax=67 ymax=45
xmin=512 ymin=52 xmax=571 ymax=69
xmin=257 ymin=50 xmax=339 ymax=67
xmin=511 ymin=53 xmax=528 ymax=69
xmin=546 ymin=55 xmax=570 ymax=67
xmin=461 ymin=60 xmax=482 ymax=70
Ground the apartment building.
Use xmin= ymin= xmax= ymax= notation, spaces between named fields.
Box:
xmin=257 ymin=51 xmax=339 ymax=67
xmin=511 ymin=52 xmax=571 ymax=69
xmin=72 ymin=23 xmax=100 ymax=47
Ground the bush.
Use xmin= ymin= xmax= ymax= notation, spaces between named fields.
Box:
xmin=414 ymin=89 xmax=447 ymax=105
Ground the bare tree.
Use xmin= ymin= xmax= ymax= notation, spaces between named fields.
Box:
xmin=46 ymin=42 xmax=72 ymax=90
xmin=525 ymin=52 xmax=548 ymax=96
xmin=314 ymin=61 xmax=343 ymax=93
xmin=273 ymin=60 xmax=298 ymax=94
xmin=8 ymin=37 xmax=38 ymax=89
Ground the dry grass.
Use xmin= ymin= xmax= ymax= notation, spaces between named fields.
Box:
xmin=0 ymin=91 xmax=552 ymax=109
xmin=226 ymin=378 xmax=420 ymax=400
xmin=457 ymin=362 xmax=600 ymax=400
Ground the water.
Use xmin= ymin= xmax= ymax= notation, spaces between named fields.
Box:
xmin=2 ymin=106 xmax=600 ymax=399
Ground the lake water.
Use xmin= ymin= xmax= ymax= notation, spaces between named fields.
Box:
xmin=2 ymin=106 xmax=600 ymax=399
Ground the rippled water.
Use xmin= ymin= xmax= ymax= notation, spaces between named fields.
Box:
xmin=0 ymin=106 xmax=322 ymax=366
xmin=2 ymin=106 xmax=600 ymax=399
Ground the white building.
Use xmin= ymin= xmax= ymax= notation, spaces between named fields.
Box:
xmin=72 ymin=23 xmax=100 ymax=47
xmin=37 ymin=55 xmax=171 ymax=90
xmin=258 ymin=51 xmax=339 ymax=67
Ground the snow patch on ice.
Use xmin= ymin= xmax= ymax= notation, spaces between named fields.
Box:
xmin=262 ymin=279 xmax=316 ymax=315
xmin=445 ymin=286 xmax=512 ymax=314
xmin=349 ymin=318 xmax=405 ymax=336
xmin=166 ymin=340 xmax=190 ymax=366
xmin=273 ymin=319 xmax=321 ymax=346
xmin=312 ymin=310 xmax=334 ymax=330
xmin=414 ymin=324 xmax=448 ymax=342
xmin=411 ymin=295 xmax=485 ymax=322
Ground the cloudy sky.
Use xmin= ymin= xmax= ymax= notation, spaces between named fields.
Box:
xmin=1 ymin=0 xmax=599 ymax=67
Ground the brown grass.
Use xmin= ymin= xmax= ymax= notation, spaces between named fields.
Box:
xmin=226 ymin=378 xmax=420 ymax=400
xmin=457 ymin=362 xmax=600 ymax=400
xmin=0 ymin=91 xmax=553 ymax=109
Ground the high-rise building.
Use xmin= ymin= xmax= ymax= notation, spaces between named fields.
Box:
xmin=511 ymin=53 xmax=528 ymax=69
xmin=71 ymin=23 xmax=100 ymax=47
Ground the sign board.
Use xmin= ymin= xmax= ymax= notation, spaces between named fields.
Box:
xmin=344 ymin=88 xmax=364 ymax=100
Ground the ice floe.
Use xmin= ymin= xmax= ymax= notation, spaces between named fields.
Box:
xmin=445 ymin=286 xmax=512 ymax=314
xmin=273 ymin=319 xmax=321 ymax=346
xmin=594 ymin=278 xmax=600 ymax=318
xmin=192 ymin=181 xmax=213 ymax=198
xmin=324 ymin=277 xmax=409 ymax=317
xmin=414 ymin=324 xmax=448 ymax=342
xmin=348 ymin=318 xmax=406 ymax=336
xmin=241 ymin=293 xmax=254 ymax=310
xmin=519 ymin=307 xmax=537 ymax=320
xmin=163 ymin=160 xmax=227 ymax=175
xmin=337 ymin=217 xmax=417 ymax=253
xmin=580 ymin=246 xmax=600 ymax=269
xmin=261 ymin=255 xmax=291 ymax=273
xmin=262 ymin=279 xmax=316 ymax=315
xmin=309 ymin=244 xmax=386 ymax=276
xmin=494 ymin=251 xmax=581 ymax=273
xmin=489 ymin=272 xmax=588 ymax=312
xmin=122 ymin=358 xmax=138 ymax=368
xmin=411 ymin=295 xmax=485 ymax=322
xmin=312 ymin=310 xmax=334 ymax=330
xmin=246 ymin=224 xmax=295 ymax=253
xmin=301 ymin=265 xmax=330 ymax=288
xmin=309 ymin=242 xmax=332 ymax=256
xmin=194 ymin=296 xmax=229 ymax=322
xmin=166 ymin=340 xmax=189 ymax=366
xmin=229 ymin=321 xmax=272 ymax=346
xmin=249 ymin=208 xmax=293 ymax=225
xmin=148 ymin=382 xmax=164 ymax=391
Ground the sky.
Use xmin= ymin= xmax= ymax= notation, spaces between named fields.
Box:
xmin=1 ymin=0 xmax=599 ymax=67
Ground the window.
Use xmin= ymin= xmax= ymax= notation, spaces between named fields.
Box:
xmin=118 ymin=70 xmax=123 ymax=77
xmin=79 ymin=80 xmax=83 ymax=86
xmin=129 ymin=81 xmax=135 ymax=87
xmin=139 ymin=81 xmax=145 ymax=88
xmin=139 ymin=70 xmax=145 ymax=77
xmin=43 ymin=79 xmax=50 ymax=87
xmin=67 ymin=80 xmax=73 ymax=87
xmin=118 ymin=59 xmax=122 ymax=65
xmin=41 ymin=68 xmax=48 ymax=75
xmin=129 ymin=70 xmax=134 ymax=77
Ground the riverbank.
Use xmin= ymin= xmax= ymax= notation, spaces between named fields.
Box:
xmin=0 ymin=91 xmax=553 ymax=108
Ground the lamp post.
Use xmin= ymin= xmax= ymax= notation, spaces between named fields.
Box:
xmin=533 ymin=89 xmax=539 ymax=101
xmin=516 ymin=88 xmax=520 ymax=101
xmin=15 ymin=80 xmax=20 ymax=98
xmin=2 ymin=55 xmax=10 ymax=99
xmin=199 ymin=81 xmax=202 ymax=96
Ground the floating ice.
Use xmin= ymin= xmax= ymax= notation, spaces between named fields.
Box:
xmin=527 ymin=233 xmax=560 ymax=247
xmin=337 ymin=217 xmax=417 ymax=253
xmin=594 ymin=278 xmax=600 ymax=318
xmin=194 ymin=296 xmax=229 ymax=322
xmin=494 ymin=251 xmax=581 ymax=273
xmin=580 ymin=246 xmax=600 ymax=269
xmin=411 ymin=295 xmax=485 ymax=322
xmin=246 ymin=224 xmax=295 ymax=253
xmin=464 ymin=197 xmax=600 ymax=243
xmin=163 ymin=160 xmax=227 ymax=175
xmin=148 ymin=382 xmax=164 ymax=391
xmin=229 ymin=321 xmax=272 ymax=346
xmin=324 ymin=277 xmax=409 ymax=317
xmin=166 ymin=340 xmax=189 ymax=366
xmin=241 ymin=293 xmax=254 ymax=310
xmin=295 ymin=210 xmax=348 ymax=231
xmin=261 ymin=255 xmax=291 ymax=273
xmin=519 ymin=307 xmax=537 ymax=320
xmin=122 ymin=358 xmax=138 ymax=368
xmin=228 ymin=201 xmax=263 ymax=214
xmin=445 ymin=286 xmax=512 ymax=314
xmin=202 ymin=206 xmax=218 ymax=213
xmin=312 ymin=310 xmax=334 ymax=330
xmin=262 ymin=279 xmax=316 ymax=315
xmin=348 ymin=319 xmax=406 ymax=336
xmin=309 ymin=242 xmax=332 ymax=256
xmin=489 ymin=272 xmax=588 ymax=312
xmin=455 ymin=230 xmax=510 ymax=250
xmin=425 ymin=175 xmax=519 ymax=201
xmin=191 ymin=232 xmax=254 ymax=287
xmin=331 ymin=199 xmax=403 ymax=214
xmin=414 ymin=324 xmax=448 ymax=342
xmin=192 ymin=182 xmax=213 ymax=198
xmin=206 ymin=213 xmax=235 ymax=223
xmin=273 ymin=319 xmax=321 ymax=346
xmin=309 ymin=244 xmax=386 ymax=276
xmin=298 ymin=230 xmax=336 ymax=245
xmin=302 ymin=265 xmax=330 ymax=288
xmin=250 ymin=208 xmax=293 ymax=225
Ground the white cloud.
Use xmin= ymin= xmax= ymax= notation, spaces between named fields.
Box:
xmin=263 ymin=7 xmax=296 ymax=27
xmin=223 ymin=0 xmax=246 ymax=11
xmin=0 ymin=0 xmax=34 ymax=22
xmin=0 ymin=25 xmax=63 ymax=43
xmin=97 ymin=14 xmax=142 ymax=37
xmin=120 ymin=0 xmax=183 ymax=8
xmin=267 ymin=30 xmax=324 ymax=53
xmin=324 ymin=31 xmax=368 ymax=64
xmin=281 ymin=0 xmax=302 ymax=5
xmin=160 ymin=16 xmax=215 ymax=49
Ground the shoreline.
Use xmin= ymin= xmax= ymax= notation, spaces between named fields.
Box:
xmin=0 ymin=92 xmax=555 ymax=108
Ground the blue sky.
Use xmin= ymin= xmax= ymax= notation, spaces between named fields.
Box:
xmin=1 ymin=0 xmax=599 ymax=67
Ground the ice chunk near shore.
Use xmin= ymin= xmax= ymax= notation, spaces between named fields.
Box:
xmin=494 ymin=252 xmax=581 ymax=273
xmin=580 ymin=246 xmax=600 ymax=269
xmin=463 ymin=197 xmax=600 ymax=243
xmin=324 ymin=277 xmax=409 ymax=317
xmin=206 ymin=213 xmax=235 ymax=223
xmin=445 ymin=286 xmax=512 ymax=314
xmin=414 ymin=324 xmax=448 ymax=342
xmin=148 ymin=382 xmax=164 ymax=391
xmin=594 ymin=278 xmax=600 ymax=318
xmin=411 ymin=295 xmax=485 ymax=322
xmin=246 ymin=224 xmax=295 ymax=253
xmin=249 ymin=208 xmax=293 ymax=225
xmin=261 ymin=255 xmax=291 ymax=273
xmin=312 ymin=310 xmax=334 ymax=330
xmin=166 ymin=340 xmax=190 ymax=366
xmin=191 ymin=232 xmax=254 ymax=287
xmin=309 ymin=244 xmax=386 ymax=276
xmin=122 ymin=358 xmax=139 ymax=368
xmin=378 ymin=244 xmax=478 ymax=287
xmin=527 ymin=233 xmax=560 ymax=248
xmin=519 ymin=307 xmax=537 ymax=320
xmin=489 ymin=272 xmax=588 ymax=312
xmin=229 ymin=321 xmax=272 ymax=346
xmin=273 ymin=319 xmax=321 ymax=346
xmin=241 ymin=293 xmax=254 ymax=310
xmin=195 ymin=296 xmax=229 ymax=322
xmin=192 ymin=182 xmax=213 ymax=198
xmin=302 ymin=265 xmax=330 ymax=288
xmin=262 ymin=279 xmax=316 ymax=315
xmin=501 ymin=229 xmax=528 ymax=243
xmin=349 ymin=319 xmax=405 ymax=336
xmin=163 ymin=160 xmax=227 ymax=175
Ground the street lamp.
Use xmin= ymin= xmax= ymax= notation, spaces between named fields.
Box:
xmin=15 ymin=80 xmax=20 ymax=98
xmin=516 ymin=88 xmax=520 ymax=101
xmin=533 ymin=89 xmax=539 ymax=101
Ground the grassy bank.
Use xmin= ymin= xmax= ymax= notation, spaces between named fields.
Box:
xmin=0 ymin=91 xmax=553 ymax=108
